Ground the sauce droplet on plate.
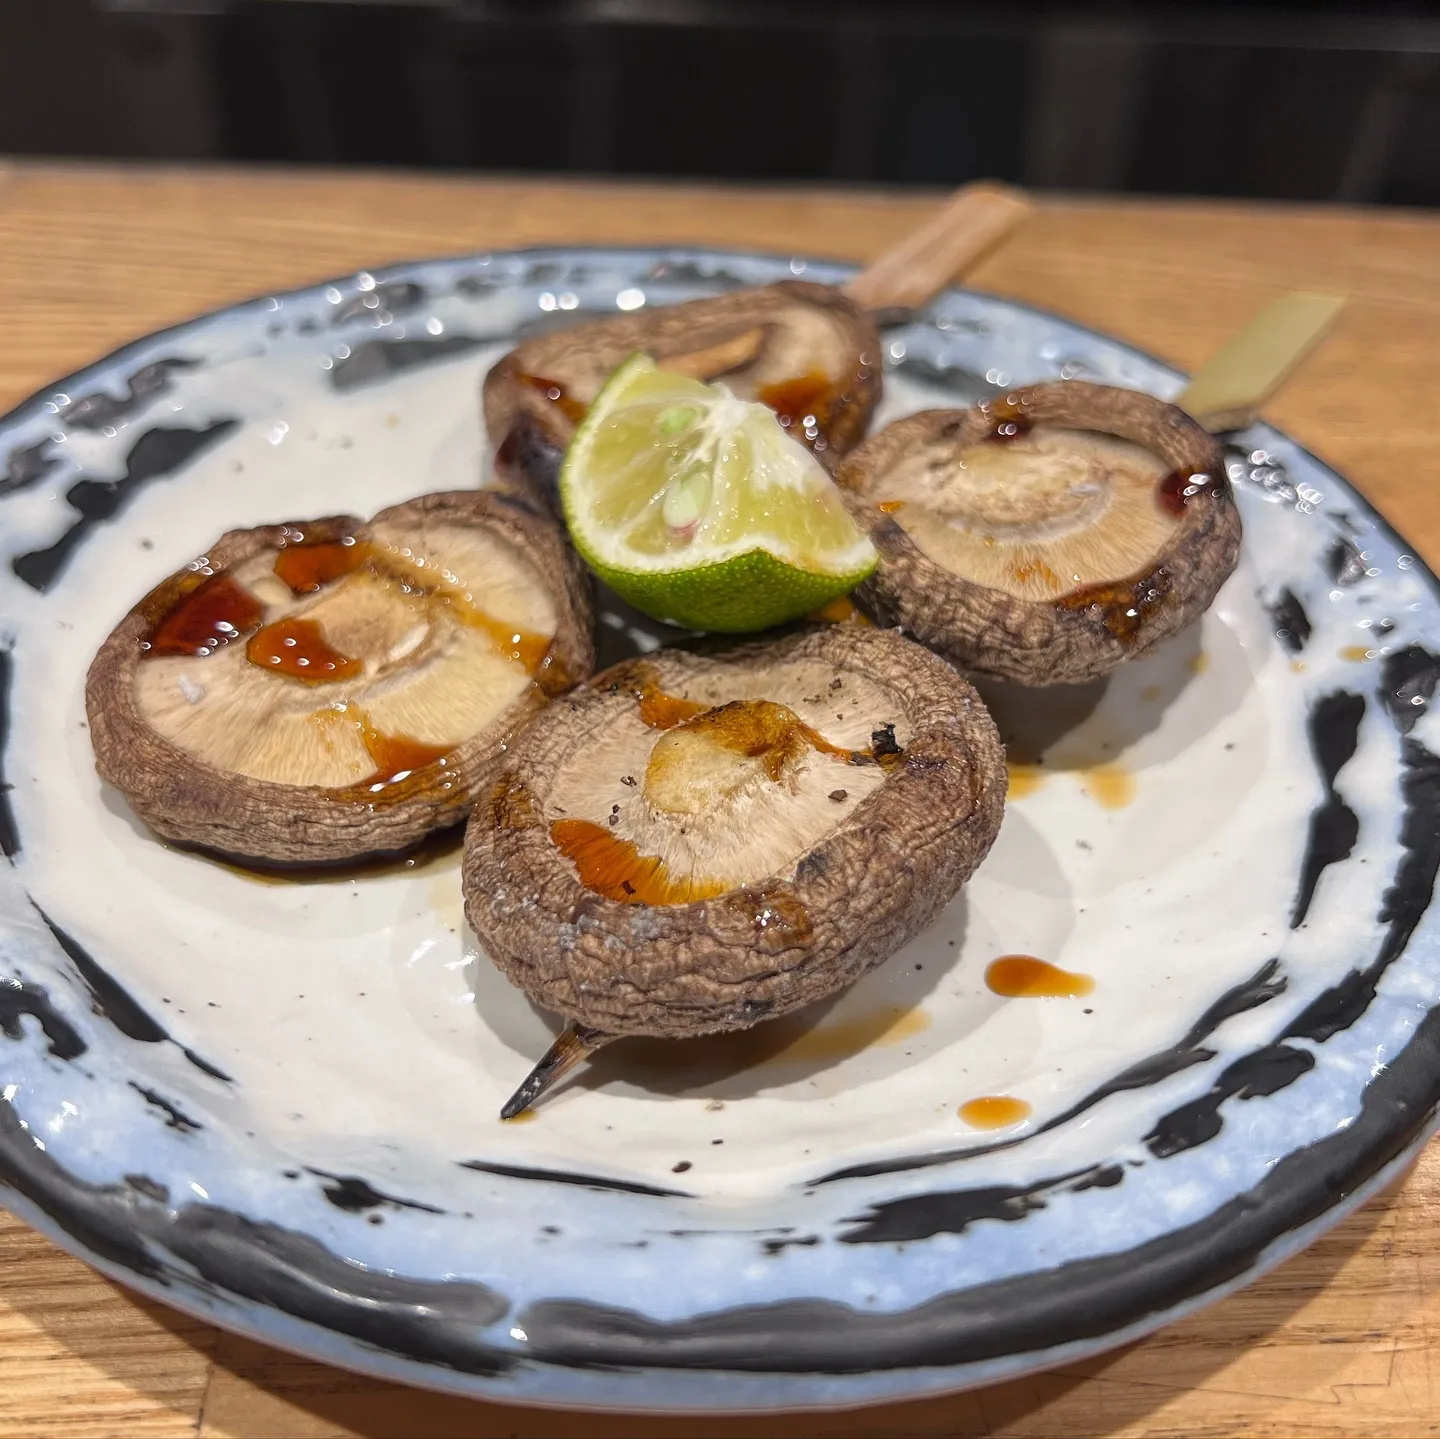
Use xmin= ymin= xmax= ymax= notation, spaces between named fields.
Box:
xmin=1006 ymin=761 xmax=1046 ymax=799
xmin=1079 ymin=762 xmax=1135 ymax=810
xmin=959 ymin=1095 xmax=1032 ymax=1129
xmin=986 ymin=955 xmax=1095 ymax=998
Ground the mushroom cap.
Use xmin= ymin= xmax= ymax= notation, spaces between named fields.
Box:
xmin=485 ymin=281 xmax=881 ymax=509
xmin=86 ymin=490 xmax=594 ymax=866
xmin=835 ymin=381 xmax=1243 ymax=686
xmin=462 ymin=624 xmax=1004 ymax=1038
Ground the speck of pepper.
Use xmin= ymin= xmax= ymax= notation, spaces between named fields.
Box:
xmin=914 ymin=963 xmax=923 ymax=971
xmin=140 ymin=538 xmax=154 ymax=550
xmin=672 ymin=1161 xmax=692 ymax=1173
xmin=1225 ymin=742 xmax=1236 ymax=751
xmin=368 ymin=1213 xmax=383 ymax=1225
xmin=542 ymin=1225 xmax=561 ymax=1235
xmin=828 ymin=789 xmax=848 ymax=802
xmin=621 ymin=775 xmax=637 ymax=786
xmin=1083 ymin=1008 xmax=1094 ymax=1015
xmin=282 ymin=1169 xmax=300 ymax=1179
xmin=711 ymin=1138 xmax=723 ymax=1145
xmin=829 ymin=678 xmax=843 ymax=691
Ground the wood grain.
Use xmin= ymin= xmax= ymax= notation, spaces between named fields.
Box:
xmin=2 ymin=162 xmax=1439 ymax=1439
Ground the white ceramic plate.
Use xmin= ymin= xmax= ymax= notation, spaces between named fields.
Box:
xmin=1 ymin=247 xmax=1437 ymax=1412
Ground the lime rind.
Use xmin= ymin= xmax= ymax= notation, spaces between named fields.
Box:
xmin=560 ymin=354 xmax=876 ymax=632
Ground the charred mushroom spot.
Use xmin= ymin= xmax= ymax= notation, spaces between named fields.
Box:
xmin=870 ymin=723 xmax=903 ymax=760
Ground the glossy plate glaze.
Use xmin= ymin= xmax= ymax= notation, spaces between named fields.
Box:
xmin=0 ymin=248 xmax=1437 ymax=1412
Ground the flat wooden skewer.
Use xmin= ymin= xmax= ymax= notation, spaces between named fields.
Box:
xmin=844 ymin=181 xmax=1036 ymax=315
xmin=1176 ymin=292 xmax=1346 ymax=434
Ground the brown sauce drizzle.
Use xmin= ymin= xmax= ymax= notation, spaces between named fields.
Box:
xmin=1057 ymin=566 xmax=1172 ymax=641
xmin=316 ymin=705 xmax=454 ymax=792
xmin=143 ymin=574 xmax=263 ymax=658
xmin=1010 ymin=558 xmax=1062 ymax=590
xmin=959 ymin=1095 xmax=1032 ymax=1129
xmin=806 ymin=595 xmax=872 ymax=625
xmin=274 ymin=537 xmax=371 ymax=594
xmin=758 ymin=371 xmax=834 ymax=434
xmin=668 ymin=699 xmax=859 ymax=779
xmin=1157 ymin=467 xmax=1213 ymax=517
xmin=359 ymin=725 xmax=453 ymax=789
xmin=519 ymin=373 xmax=587 ymax=425
xmin=1005 ymin=761 xmax=1046 ymax=799
xmin=549 ymin=819 xmax=725 ymax=906
xmin=738 ymin=887 xmax=814 ymax=947
xmin=979 ymin=393 xmax=1033 ymax=443
xmin=630 ymin=675 xmax=708 ymax=731
xmin=986 ymin=955 xmax=1095 ymax=999
xmin=247 ymin=617 xmax=363 ymax=683
xmin=457 ymin=607 xmax=553 ymax=672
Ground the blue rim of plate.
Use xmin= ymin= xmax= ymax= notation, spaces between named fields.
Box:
xmin=0 ymin=245 xmax=1436 ymax=1412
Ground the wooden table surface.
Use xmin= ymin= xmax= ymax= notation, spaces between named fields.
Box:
xmin=2 ymin=161 xmax=1439 ymax=1439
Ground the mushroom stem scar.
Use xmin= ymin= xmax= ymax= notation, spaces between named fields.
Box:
xmin=501 ymin=1023 xmax=615 ymax=1119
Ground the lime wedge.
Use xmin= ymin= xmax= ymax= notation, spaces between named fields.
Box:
xmin=560 ymin=354 xmax=877 ymax=632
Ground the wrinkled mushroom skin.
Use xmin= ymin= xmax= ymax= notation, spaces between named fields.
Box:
xmin=836 ymin=382 xmax=1243 ymax=687
xmin=86 ymin=491 xmax=594 ymax=866
xmin=463 ymin=626 xmax=1004 ymax=1038
xmin=484 ymin=281 xmax=881 ymax=510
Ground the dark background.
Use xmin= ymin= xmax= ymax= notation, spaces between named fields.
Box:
xmin=4 ymin=1 xmax=1440 ymax=205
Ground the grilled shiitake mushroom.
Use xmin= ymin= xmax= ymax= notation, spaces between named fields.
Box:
xmin=835 ymin=382 xmax=1242 ymax=686
xmin=87 ymin=491 xmax=593 ymax=866
xmin=462 ymin=624 xmax=1005 ymax=1115
xmin=484 ymin=281 xmax=881 ymax=508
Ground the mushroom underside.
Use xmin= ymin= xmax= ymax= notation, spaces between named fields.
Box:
xmin=462 ymin=624 xmax=1006 ymax=1051
xmin=86 ymin=490 xmax=594 ymax=865
xmin=837 ymin=383 xmax=1242 ymax=685
xmin=485 ymin=280 xmax=882 ymax=507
